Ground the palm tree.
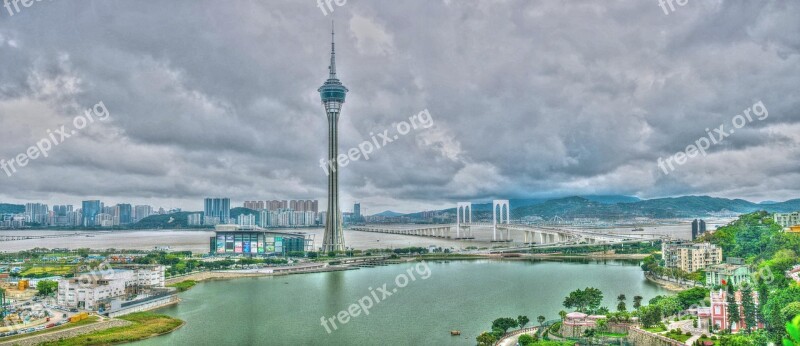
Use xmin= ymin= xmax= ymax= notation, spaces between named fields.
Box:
xmin=633 ymin=296 xmax=643 ymax=310
xmin=617 ymin=294 xmax=627 ymax=312
xmin=517 ymin=315 xmax=529 ymax=328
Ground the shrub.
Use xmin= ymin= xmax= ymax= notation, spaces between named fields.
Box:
xmin=710 ymin=336 xmax=717 ymax=340
xmin=685 ymin=332 xmax=691 ymax=336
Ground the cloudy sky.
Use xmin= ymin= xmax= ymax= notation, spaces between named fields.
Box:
xmin=0 ymin=1 xmax=798 ymax=213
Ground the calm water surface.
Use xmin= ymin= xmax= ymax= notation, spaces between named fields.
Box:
xmin=132 ymin=259 xmax=669 ymax=346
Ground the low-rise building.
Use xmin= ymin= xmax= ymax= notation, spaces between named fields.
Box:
xmin=774 ymin=211 xmax=800 ymax=229
xmin=787 ymin=265 xmax=800 ymax=284
xmin=705 ymin=258 xmax=751 ymax=287
xmin=57 ymin=265 xmax=164 ymax=311
xmin=562 ymin=312 xmax=607 ymax=337
xmin=662 ymin=241 xmax=723 ymax=273
xmin=709 ymin=289 xmax=763 ymax=333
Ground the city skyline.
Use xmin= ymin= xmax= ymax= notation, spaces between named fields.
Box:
xmin=0 ymin=2 xmax=799 ymax=214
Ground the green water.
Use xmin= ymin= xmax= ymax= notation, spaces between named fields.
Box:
xmin=133 ymin=259 xmax=669 ymax=346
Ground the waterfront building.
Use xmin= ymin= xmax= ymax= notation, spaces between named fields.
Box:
xmin=117 ymin=203 xmax=132 ymax=225
xmin=187 ymin=213 xmax=203 ymax=226
xmin=210 ymin=225 xmax=313 ymax=256
xmin=244 ymin=201 xmax=265 ymax=210
xmin=705 ymin=258 xmax=751 ymax=287
xmin=134 ymin=205 xmax=153 ymax=222
xmin=662 ymin=241 xmax=723 ymax=272
xmin=81 ymin=200 xmax=101 ymax=226
xmin=709 ymin=289 xmax=763 ymax=333
xmin=96 ymin=213 xmax=114 ymax=227
xmin=204 ymin=198 xmax=231 ymax=224
xmin=57 ymin=265 xmax=165 ymax=311
xmin=204 ymin=216 xmax=220 ymax=226
xmin=25 ymin=203 xmax=49 ymax=225
xmin=237 ymin=213 xmax=256 ymax=227
xmin=353 ymin=202 xmax=361 ymax=222
xmin=691 ymin=219 xmax=707 ymax=240
xmin=319 ymin=26 xmax=348 ymax=252
xmin=774 ymin=211 xmax=800 ymax=229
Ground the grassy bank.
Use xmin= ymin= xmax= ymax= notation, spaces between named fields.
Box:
xmin=40 ymin=312 xmax=183 ymax=346
xmin=167 ymin=279 xmax=197 ymax=292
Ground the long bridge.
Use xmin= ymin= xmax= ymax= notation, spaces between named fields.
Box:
xmin=0 ymin=232 xmax=86 ymax=242
xmin=349 ymin=199 xmax=666 ymax=247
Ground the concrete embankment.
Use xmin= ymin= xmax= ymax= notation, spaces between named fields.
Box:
xmin=644 ymin=272 xmax=697 ymax=291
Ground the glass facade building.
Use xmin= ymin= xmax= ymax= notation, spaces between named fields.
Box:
xmin=210 ymin=230 xmax=310 ymax=256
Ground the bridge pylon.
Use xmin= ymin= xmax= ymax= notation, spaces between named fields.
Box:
xmin=492 ymin=200 xmax=510 ymax=241
xmin=456 ymin=202 xmax=472 ymax=238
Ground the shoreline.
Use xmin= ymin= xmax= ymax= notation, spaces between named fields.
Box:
xmin=643 ymin=272 xmax=695 ymax=291
xmin=164 ymin=253 xmax=652 ymax=286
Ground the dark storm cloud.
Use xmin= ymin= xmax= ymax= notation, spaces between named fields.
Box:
xmin=0 ymin=0 xmax=798 ymax=212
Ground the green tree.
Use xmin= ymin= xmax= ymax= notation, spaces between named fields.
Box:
xmin=518 ymin=315 xmax=530 ymax=328
xmin=741 ymin=284 xmax=757 ymax=333
xmin=782 ymin=303 xmax=800 ymax=323
xmin=537 ymin=315 xmax=545 ymax=327
xmin=633 ymin=295 xmax=643 ymax=310
xmin=563 ymin=287 xmax=604 ymax=313
xmin=785 ymin=315 xmax=800 ymax=346
xmin=677 ymin=287 xmax=709 ymax=309
xmin=617 ymin=294 xmax=627 ymax=312
xmin=36 ymin=280 xmax=58 ymax=296
xmin=638 ymin=305 xmax=662 ymax=328
xmin=518 ymin=334 xmax=536 ymax=346
xmin=763 ymin=285 xmax=800 ymax=338
xmin=559 ymin=310 xmax=567 ymax=320
xmin=476 ymin=332 xmax=496 ymax=346
xmin=491 ymin=317 xmax=519 ymax=333
xmin=726 ymin=284 xmax=740 ymax=332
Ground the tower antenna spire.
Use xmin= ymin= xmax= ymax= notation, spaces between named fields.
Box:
xmin=329 ymin=20 xmax=337 ymax=79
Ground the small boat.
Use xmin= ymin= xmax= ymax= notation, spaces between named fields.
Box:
xmin=450 ymin=330 xmax=461 ymax=336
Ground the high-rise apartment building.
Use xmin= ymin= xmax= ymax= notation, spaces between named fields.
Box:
xmin=117 ymin=204 xmax=132 ymax=225
xmin=204 ymin=198 xmax=231 ymax=224
xmin=662 ymin=241 xmax=723 ymax=273
xmin=82 ymin=200 xmax=101 ymax=227
xmin=134 ymin=205 xmax=153 ymax=222
xmin=691 ymin=219 xmax=707 ymax=240
xmin=25 ymin=203 xmax=49 ymax=225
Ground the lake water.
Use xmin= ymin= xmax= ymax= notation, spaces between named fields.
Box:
xmin=132 ymin=259 xmax=669 ymax=346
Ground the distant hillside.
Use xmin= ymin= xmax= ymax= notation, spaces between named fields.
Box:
xmin=512 ymin=196 xmax=800 ymax=219
xmin=373 ymin=210 xmax=404 ymax=217
xmin=0 ymin=203 xmax=24 ymax=214
xmin=230 ymin=207 xmax=258 ymax=219
xmin=132 ymin=211 xmax=208 ymax=229
xmin=404 ymin=195 xmax=800 ymax=220
xmin=582 ymin=195 xmax=641 ymax=204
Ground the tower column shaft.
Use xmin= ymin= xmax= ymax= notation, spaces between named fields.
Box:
xmin=323 ymin=111 xmax=345 ymax=252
